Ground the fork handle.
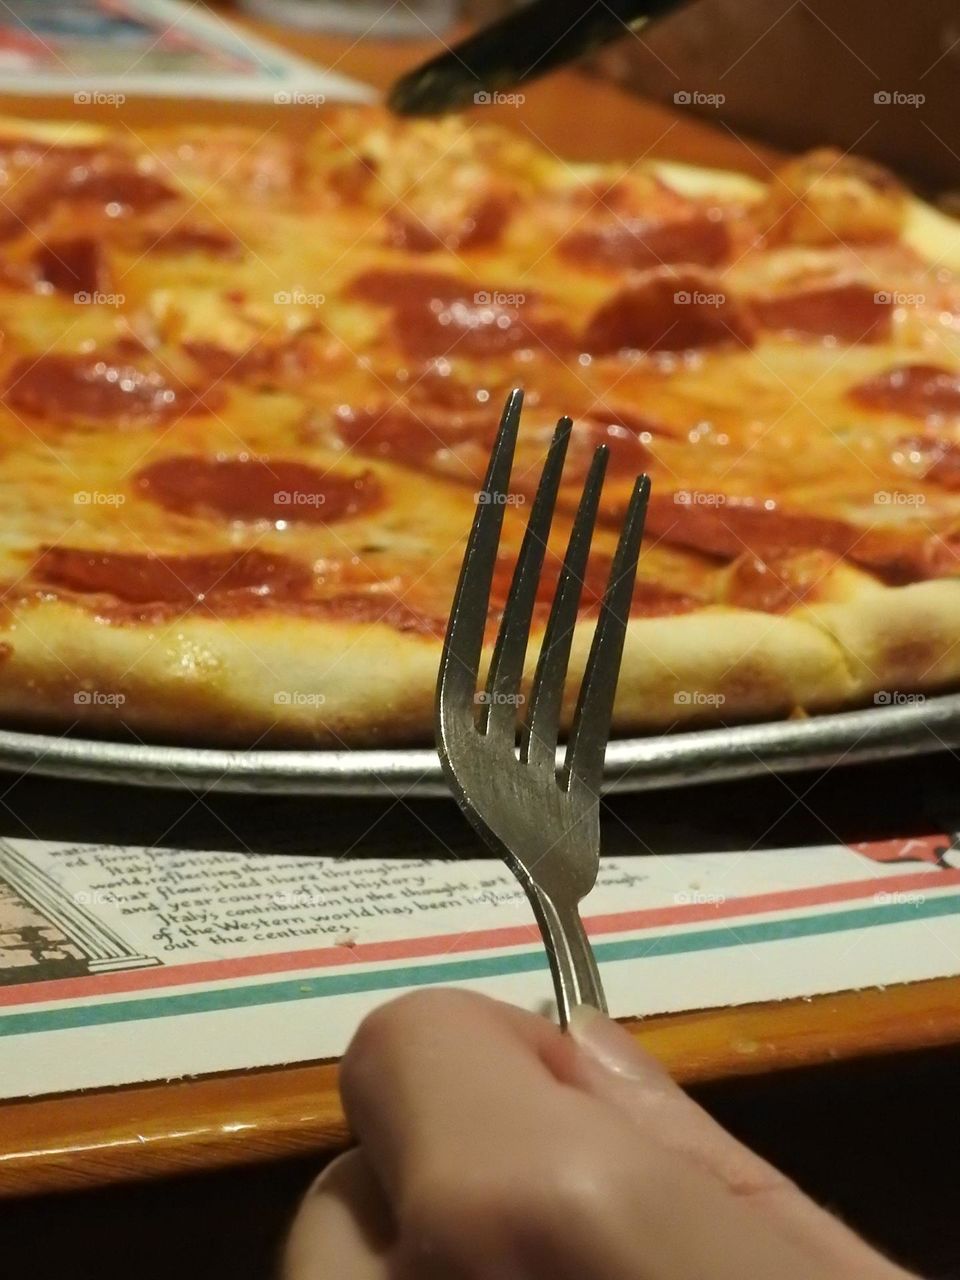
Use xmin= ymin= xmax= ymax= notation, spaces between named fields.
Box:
xmin=531 ymin=887 xmax=608 ymax=1027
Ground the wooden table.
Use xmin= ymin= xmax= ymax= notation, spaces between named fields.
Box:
xmin=1 ymin=19 xmax=960 ymax=1204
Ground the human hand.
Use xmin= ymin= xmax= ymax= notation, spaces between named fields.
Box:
xmin=284 ymin=988 xmax=914 ymax=1279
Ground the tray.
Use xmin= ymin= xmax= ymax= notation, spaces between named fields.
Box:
xmin=0 ymin=693 xmax=958 ymax=795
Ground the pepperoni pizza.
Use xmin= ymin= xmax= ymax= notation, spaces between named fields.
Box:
xmin=1 ymin=110 xmax=960 ymax=746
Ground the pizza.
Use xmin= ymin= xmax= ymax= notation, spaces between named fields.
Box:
xmin=1 ymin=108 xmax=960 ymax=747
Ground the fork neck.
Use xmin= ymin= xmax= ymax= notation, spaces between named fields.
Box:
xmin=529 ymin=885 xmax=608 ymax=1026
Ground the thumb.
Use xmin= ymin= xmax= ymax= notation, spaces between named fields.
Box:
xmin=283 ymin=1149 xmax=392 ymax=1280
xmin=554 ymin=1005 xmax=912 ymax=1280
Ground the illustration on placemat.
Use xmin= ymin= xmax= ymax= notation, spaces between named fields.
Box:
xmin=0 ymin=839 xmax=159 ymax=986
xmin=0 ymin=0 xmax=372 ymax=101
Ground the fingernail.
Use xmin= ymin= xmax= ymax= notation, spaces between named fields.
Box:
xmin=568 ymin=1004 xmax=669 ymax=1081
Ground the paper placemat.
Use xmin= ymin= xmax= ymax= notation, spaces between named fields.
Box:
xmin=0 ymin=0 xmax=371 ymax=102
xmin=1 ymin=832 xmax=958 ymax=1099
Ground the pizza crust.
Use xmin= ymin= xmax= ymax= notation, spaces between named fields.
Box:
xmin=1 ymin=567 xmax=958 ymax=752
xmin=0 ymin=116 xmax=959 ymax=747
xmin=0 ymin=599 xmax=442 ymax=747
xmin=0 ymin=593 xmax=860 ymax=746
xmin=656 ymin=156 xmax=960 ymax=269
xmin=802 ymin=579 xmax=960 ymax=702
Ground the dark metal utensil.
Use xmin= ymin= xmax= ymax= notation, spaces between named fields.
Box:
xmin=388 ymin=0 xmax=684 ymax=117
xmin=435 ymin=388 xmax=650 ymax=1024
xmin=389 ymin=0 xmax=960 ymax=190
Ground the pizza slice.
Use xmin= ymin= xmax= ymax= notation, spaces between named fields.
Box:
xmin=0 ymin=110 xmax=958 ymax=746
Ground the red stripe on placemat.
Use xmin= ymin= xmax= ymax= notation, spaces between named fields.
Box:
xmin=3 ymin=866 xmax=957 ymax=1009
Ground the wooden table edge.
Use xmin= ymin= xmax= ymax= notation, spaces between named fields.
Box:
xmin=3 ymin=973 xmax=960 ymax=1197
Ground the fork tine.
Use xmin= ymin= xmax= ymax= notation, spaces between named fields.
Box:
xmin=561 ymin=473 xmax=651 ymax=795
xmin=520 ymin=443 xmax=608 ymax=769
xmin=437 ymin=389 xmax=524 ymax=713
xmin=480 ymin=415 xmax=572 ymax=734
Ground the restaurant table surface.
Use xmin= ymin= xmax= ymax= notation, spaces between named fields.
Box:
xmin=0 ymin=19 xmax=959 ymax=1199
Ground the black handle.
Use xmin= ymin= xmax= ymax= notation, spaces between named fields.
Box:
xmin=388 ymin=0 xmax=686 ymax=117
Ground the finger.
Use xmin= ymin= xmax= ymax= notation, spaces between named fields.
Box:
xmin=340 ymin=991 xmax=908 ymax=1280
xmin=555 ymin=1006 xmax=909 ymax=1279
xmin=542 ymin=1136 xmax=905 ymax=1280
xmin=339 ymin=987 xmax=563 ymax=1203
xmin=282 ymin=1149 xmax=393 ymax=1280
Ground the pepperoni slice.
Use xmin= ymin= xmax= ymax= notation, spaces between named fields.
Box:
xmin=33 ymin=547 xmax=311 ymax=608
xmin=586 ymin=401 xmax=684 ymax=440
xmin=33 ymin=237 xmax=107 ymax=297
xmin=327 ymin=154 xmax=378 ymax=203
xmin=491 ymin=552 xmax=610 ymax=620
xmin=310 ymin=592 xmax=441 ymax=635
xmin=921 ymin=443 xmax=960 ymax=490
xmin=331 ymin=403 xmax=497 ymax=486
xmin=924 ymin=527 xmax=960 ymax=577
xmin=583 ymin=269 xmax=755 ymax=355
xmin=393 ymin=296 xmax=574 ymax=361
xmin=331 ymin=400 xmax=655 ymax=490
xmin=407 ymin=367 xmax=507 ymax=412
xmin=333 ymin=402 xmax=483 ymax=455
xmin=492 ymin=552 xmax=697 ymax=621
xmin=645 ymin=493 xmax=928 ymax=582
xmin=385 ymin=193 xmax=510 ymax=253
xmin=561 ymin=212 xmax=730 ymax=272
xmin=135 ymin=457 xmax=382 ymax=525
xmin=345 ymin=268 xmax=539 ymax=311
xmin=183 ymin=337 xmax=318 ymax=386
xmin=345 ymin=268 xmax=474 ymax=307
xmin=0 ymin=157 xmax=176 ymax=243
xmin=579 ymin=415 xmax=652 ymax=477
xmin=3 ymin=354 xmax=214 ymax=425
xmin=0 ymin=138 xmax=100 ymax=167
xmin=0 ymin=185 xmax=57 ymax=242
xmin=892 ymin=436 xmax=960 ymax=490
xmin=751 ymin=282 xmax=890 ymax=343
xmin=644 ymin=494 xmax=854 ymax=560
xmin=346 ymin=268 xmax=564 ymax=360
xmin=849 ymin=364 xmax=960 ymax=418
xmin=63 ymin=162 xmax=176 ymax=213
xmin=28 ymin=545 xmax=445 ymax=629
xmin=629 ymin=580 xmax=701 ymax=617
xmin=725 ymin=550 xmax=840 ymax=613
xmin=141 ymin=225 xmax=241 ymax=259
xmin=345 ymin=269 xmax=561 ymax=360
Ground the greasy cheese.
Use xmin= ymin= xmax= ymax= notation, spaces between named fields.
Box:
xmin=0 ymin=107 xmax=959 ymax=639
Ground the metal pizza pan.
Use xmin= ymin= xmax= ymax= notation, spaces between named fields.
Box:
xmin=0 ymin=693 xmax=957 ymax=796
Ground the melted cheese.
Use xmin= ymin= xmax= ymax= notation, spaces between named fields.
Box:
xmin=0 ymin=108 xmax=958 ymax=634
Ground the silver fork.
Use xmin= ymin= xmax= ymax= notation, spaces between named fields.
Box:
xmin=436 ymin=388 xmax=650 ymax=1026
